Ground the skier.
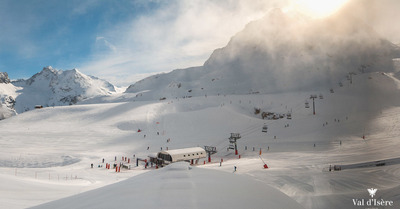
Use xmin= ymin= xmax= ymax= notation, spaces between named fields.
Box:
xmin=234 ymin=166 xmax=237 ymax=172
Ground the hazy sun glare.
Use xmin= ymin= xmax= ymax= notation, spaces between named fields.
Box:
xmin=293 ymin=0 xmax=350 ymax=18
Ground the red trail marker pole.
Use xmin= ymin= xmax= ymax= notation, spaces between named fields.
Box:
xmin=259 ymin=156 xmax=268 ymax=169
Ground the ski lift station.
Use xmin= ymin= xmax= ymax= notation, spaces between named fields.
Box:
xmin=151 ymin=147 xmax=206 ymax=166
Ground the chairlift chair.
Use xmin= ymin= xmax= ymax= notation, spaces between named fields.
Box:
xmin=262 ymin=124 xmax=268 ymax=132
xmin=305 ymin=101 xmax=310 ymax=108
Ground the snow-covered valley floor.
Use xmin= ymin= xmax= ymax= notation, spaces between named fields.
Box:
xmin=1 ymin=72 xmax=400 ymax=209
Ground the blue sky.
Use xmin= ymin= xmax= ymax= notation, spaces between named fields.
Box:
xmin=0 ymin=0 xmax=167 ymax=84
xmin=0 ymin=0 xmax=278 ymax=86
xmin=1 ymin=0 xmax=398 ymax=86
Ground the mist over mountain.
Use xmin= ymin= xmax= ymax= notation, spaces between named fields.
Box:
xmin=125 ymin=7 xmax=400 ymax=100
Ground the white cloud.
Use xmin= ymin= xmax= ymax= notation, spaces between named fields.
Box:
xmin=72 ymin=0 xmax=99 ymax=15
xmin=80 ymin=0 xmax=400 ymax=87
xmin=80 ymin=0 xmax=289 ymax=86
xmin=95 ymin=36 xmax=117 ymax=53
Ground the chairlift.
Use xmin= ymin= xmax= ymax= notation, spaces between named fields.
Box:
xmin=339 ymin=82 xmax=343 ymax=87
xmin=287 ymin=113 xmax=292 ymax=119
xmin=319 ymin=94 xmax=324 ymax=99
xmin=262 ymin=124 xmax=268 ymax=132
xmin=330 ymin=88 xmax=334 ymax=93
xmin=305 ymin=101 xmax=310 ymax=108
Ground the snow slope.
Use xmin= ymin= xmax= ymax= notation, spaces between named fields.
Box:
xmin=1 ymin=70 xmax=400 ymax=208
xmin=30 ymin=162 xmax=303 ymax=209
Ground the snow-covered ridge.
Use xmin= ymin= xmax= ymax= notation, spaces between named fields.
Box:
xmin=11 ymin=66 xmax=116 ymax=113
xmin=125 ymin=8 xmax=400 ymax=100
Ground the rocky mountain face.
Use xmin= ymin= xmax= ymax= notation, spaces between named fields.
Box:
xmin=10 ymin=66 xmax=116 ymax=113
xmin=0 ymin=72 xmax=17 ymax=119
xmin=125 ymin=8 xmax=400 ymax=100
xmin=0 ymin=72 xmax=10 ymax=84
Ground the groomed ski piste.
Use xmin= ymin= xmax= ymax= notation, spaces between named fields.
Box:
xmin=1 ymin=71 xmax=400 ymax=209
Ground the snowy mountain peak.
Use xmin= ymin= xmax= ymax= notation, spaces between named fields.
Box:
xmin=264 ymin=8 xmax=288 ymax=24
xmin=0 ymin=72 xmax=10 ymax=84
xmin=65 ymin=68 xmax=80 ymax=75
xmin=12 ymin=67 xmax=116 ymax=113
xmin=42 ymin=66 xmax=57 ymax=74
